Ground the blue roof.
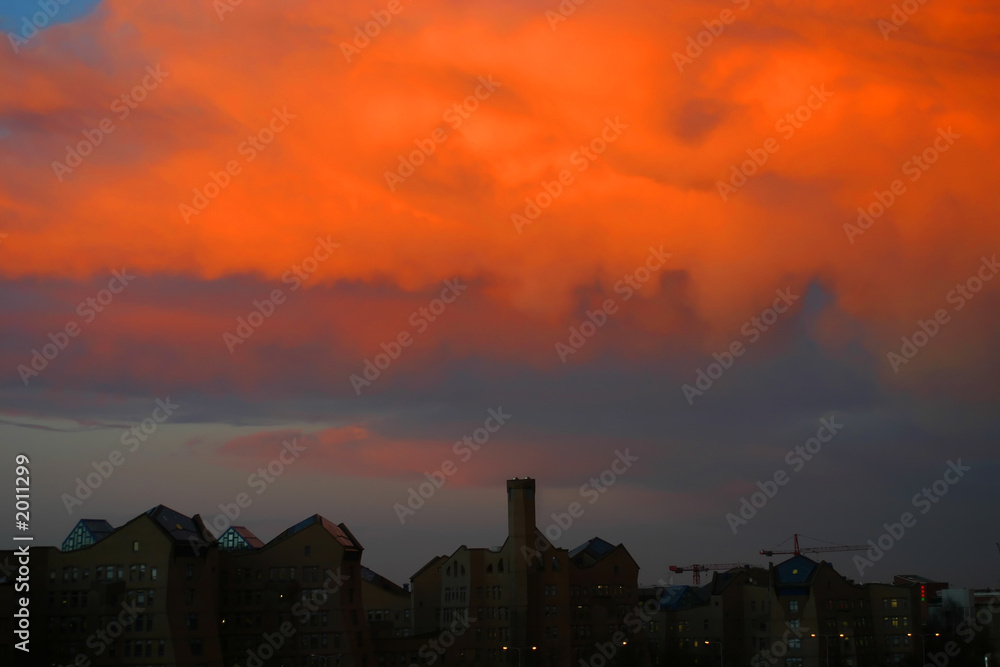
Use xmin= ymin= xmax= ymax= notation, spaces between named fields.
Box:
xmin=775 ymin=555 xmax=818 ymax=585
xmin=218 ymin=526 xmax=263 ymax=552
xmin=145 ymin=505 xmax=202 ymax=542
xmin=660 ymin=585 xmax=690 ymax=609
xmin=61 ymin=519 xmax=115 ymax=551
xmin=657 ymin=584 xmax=710 ymax=610
xmin=82 ymin=519 xmax=114 ymax=539
xmin=569 ymin=537 xmax=616 ymax=560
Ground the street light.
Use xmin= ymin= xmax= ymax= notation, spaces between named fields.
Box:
xmin=705 ymin=639 xmax=724 ymax=667
xmin=811 ymin=633 xmax=845 ymax=667
xmin=907 ymin=632 xmax=941 ymax=663
xmin=502 ymin=645 xmax=537 ymax=666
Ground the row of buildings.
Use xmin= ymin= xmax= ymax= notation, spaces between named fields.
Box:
xmin=2 ymin=477 xmax=997 ymax=666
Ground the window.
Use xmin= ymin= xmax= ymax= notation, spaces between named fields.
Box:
xmin=789 ymin=600 xmax=799 ymax=612
xmin=185 ymin=564 xmax=194 ymax=580
xmin=305 ymin=545 xmax=312 ymax=556
xmin=190 ymin=638 xmax=202 ymax=656
xmin=151 ymin=567 xmax=157 ymax=581
xmin=132 ymin=541 xmax=140 ymax=552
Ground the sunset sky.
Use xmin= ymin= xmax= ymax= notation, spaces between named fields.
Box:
xmin=2 ymin=0 xmax=999 ymax=588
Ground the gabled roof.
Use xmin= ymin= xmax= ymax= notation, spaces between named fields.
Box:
xmin=658 ymin=584 xmax=711 ymax=610
xmin=773 ymin=554 xmax=820 ymax=592
xmin=61 ymin=519 xmax=115 ymax=552
xmin=411 ymin=554 xmax=448 ymax=581
xmin=145 ymin=505 xmax=203 ymax=543
xmin=269 ymin=514 xmax=361 ymax=550
xmin=569 ymin=537 xmax=617 ymax=566
xmin=218 ymin=526 xmax=264 ymax=552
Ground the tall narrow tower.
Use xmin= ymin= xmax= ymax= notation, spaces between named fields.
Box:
xmin=507 ymin=477 xmax=536 ymax=551
xmin=506 ymin=477 xmax=537 ymax=653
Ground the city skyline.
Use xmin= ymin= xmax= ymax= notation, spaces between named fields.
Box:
xmin=2 ymin=0 xmax=1000 ymax=629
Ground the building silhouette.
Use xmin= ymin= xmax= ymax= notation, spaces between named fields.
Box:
xmin=1 ymin=478 xmax=998 ymax=667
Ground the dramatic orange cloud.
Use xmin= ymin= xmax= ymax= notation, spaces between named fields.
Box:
xmin=1 ymin=0 xmax=998 ymax=392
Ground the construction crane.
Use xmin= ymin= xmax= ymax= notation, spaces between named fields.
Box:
xmin=759 ymin=533 xmax=867 ymax=557
xmin=668 ymin=563 xmax=752 ymax=585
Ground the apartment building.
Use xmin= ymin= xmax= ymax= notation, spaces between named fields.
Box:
xmin=216 ymin=514 xmax=374 ymax=667
xmin=405 ymin=477 xmax=644 ymax=667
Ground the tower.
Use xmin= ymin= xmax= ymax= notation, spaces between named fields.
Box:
xmin=506 ymin=477 xmax=537 ymax=653
xmin=507 ymin=477 xmax=537 ymax=551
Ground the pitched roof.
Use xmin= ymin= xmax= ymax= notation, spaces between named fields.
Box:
xmin=82 ymin=519 xmax=115 ymax=539
xmin=362 ymin=566 xmax=409 ymax=596
xmin=145 ymin=505 xmax=204 ymax=543
xmin=218 ymin=526 xmax=265 ymax=552
xmin=569 ymin=537 xmax=617 ymax=565
xmin=773 ymin=554 xmax=820 ymax=592
xmin=411 ymin=554 xmax=448 ymax=580
xmin=269 ymin=514 xmax=361 ymax=550
xmin=61 ymin=519 xmax=115 ymax=551
xmin=657 ymin=584 xmax=711 ymax=610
